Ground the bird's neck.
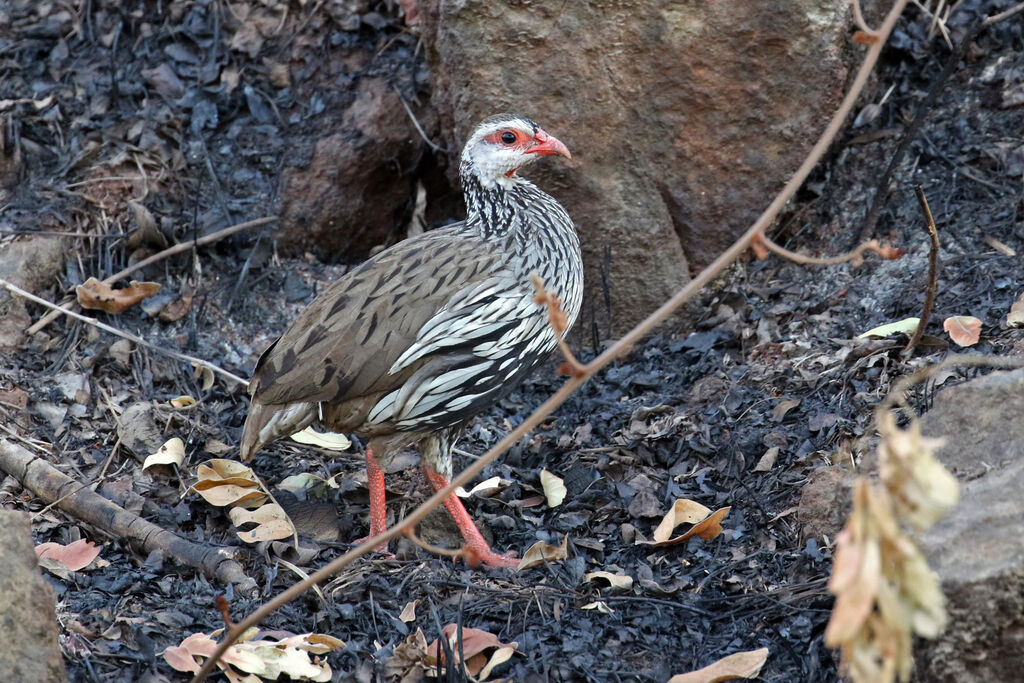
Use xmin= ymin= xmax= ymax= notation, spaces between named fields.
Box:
xmin=460 ymin=160 xmax=533 ymax=237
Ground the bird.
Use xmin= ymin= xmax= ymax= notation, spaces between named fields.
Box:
xmin=239 ymin=113 xmax=583 ymax=568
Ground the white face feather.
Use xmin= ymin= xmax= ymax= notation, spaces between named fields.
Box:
xmin=461 ymin=116 xmax=542 ymax=189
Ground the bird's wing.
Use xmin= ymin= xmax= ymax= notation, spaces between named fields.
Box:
xmin=250 ymin=226 xmax=513 ymax=407
xmin=365 ymin=268 xmax=557 ymax=430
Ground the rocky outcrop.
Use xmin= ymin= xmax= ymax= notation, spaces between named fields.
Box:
xmin=913 ymin=368 xmax=1024 ymax=682
xmin=0 ymin=511 xmax=68 ymax=682
xmin=277 ymin=77 xmax=434 ymax=260
xmin=418 ymin=0 xmax=851 ymax=334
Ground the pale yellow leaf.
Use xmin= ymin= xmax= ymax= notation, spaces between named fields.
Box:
xmin=581 ymin=601 xmax=614 ymax=614
xmin=193 ymin=364 xmax=215 ymax=391
xmin=289 ymin=427 xmax=351 ymax=451
xmin=943 ymin=315 xmax=981 ymax=347
xmin=143 ymin=437 xmax=185 ymax=472
xmin=858 ymin=317 xmax=920 ymax=338
xmin=517 ymin=535 xmax=569 ymax=570
xmin=540 ymin=469 xmax=567 ymax=507
xmin=455 ymin=476 xmax=507 ymax=498
xmin=170 ymin=395 xmax=196 ymax=408
xmin=668 ymin=647 xmax=769 ymax=683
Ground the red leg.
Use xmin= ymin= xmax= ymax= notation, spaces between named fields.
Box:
xmin=423 ymin=467 xmax=518 ymax=569
xmin=354 ymin=446 xmax=390 ymax=553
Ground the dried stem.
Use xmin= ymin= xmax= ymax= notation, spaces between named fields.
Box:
xmin=26 ymin=215 xmax=277 ymax=334
xmin=0 ymin=277 xmax=249 ymax=387
xmin=401 ymin=528 xmax=469 ymax=561
xmin=756 ymin=234 xmax=900 ymax=266
xmin=904 ymin=186 xmax=940 ymax=353
xmin=530 ymin=272 xmax=586 ymax=377
xmin=191 ymin=2 xmax=911 ymax=679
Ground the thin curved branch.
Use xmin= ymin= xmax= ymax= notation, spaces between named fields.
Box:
xmin=26 ymin=215 xmax=277 ymax=334
xmin=192 ymin=2 xmax=911 ymax=679
xmin=0 ymin=278 xmax=249 ymax=387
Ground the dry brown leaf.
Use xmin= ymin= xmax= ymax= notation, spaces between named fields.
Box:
xmin=584 ymin=571 xmax=634 ymax=591
xmin=399 ymin=601 xmax=417 ymax=623
xmin=1007 ymin=292 xmax=1024 ymax=327
xmin=142 ymin=437 xmax=185 ymax=473
xmin=191 ymin=459 xmax=267 ymax=507
xmin=76 ymin=277 xmax=161 ymax=314
xmin=517 ymin=535 xmax=569 ymax=570
xmin=229 ymin=503 xmax=296 ymax=543
xmin=638 ymin=501 xmax=730 ymax=546
xmin=35 ymin=539 xmax=103 ymax=572
xmin=193 ymin=364 xmax=215 ymax=392
xmin=770 ymin=398 xmax=800 ymax=422
xmin=540 ymin=469 xmax=567 ymax=507
xmin=943 ymin=315 xmax=981 ymax=347
xmin=162 ymin=629 xmax=342 ymax=681
xmin=753 ymin=447 xmax=778 ymax=472
xmin=667 ymin=647 xmax=769 ymax=683
xmin=426 ymin=625 xmax=518 ymax=679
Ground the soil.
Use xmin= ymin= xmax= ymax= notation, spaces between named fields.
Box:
xmin=1 ymin=1 xmax=1023 ymax=681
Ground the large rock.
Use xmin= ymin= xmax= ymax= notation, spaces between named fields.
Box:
xmin=277 ymin=77 xmax=433 ymax=259
xmin=419 ymin=0 xmax=851 ymax=334
xmin=914 ymin=368 xmax=1024 ymax=682
xmin=0 ymin=511 xmax=68 ymax=682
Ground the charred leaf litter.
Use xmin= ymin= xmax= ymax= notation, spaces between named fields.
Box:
xmin=1 ymin=0 xmax=1023 ymax=681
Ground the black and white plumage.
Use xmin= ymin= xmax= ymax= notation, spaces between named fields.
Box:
xmin=240 ymin=114 xmax=582 ymax=567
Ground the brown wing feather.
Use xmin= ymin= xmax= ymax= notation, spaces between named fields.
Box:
xmin=249 ymin=225 xmax=502 ymax=408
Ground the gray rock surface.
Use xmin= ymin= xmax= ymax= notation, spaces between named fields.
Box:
xmin=418 ymin=0 xmax=851 ymax=333
xmin=0 ymin=510 xmax=68 ymax=682
xmin=914 ymin=368 xmax=1024 ymax=682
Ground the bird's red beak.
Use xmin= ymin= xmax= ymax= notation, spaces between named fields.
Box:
xmin=527 ymin=128 xmax=571 ymax=160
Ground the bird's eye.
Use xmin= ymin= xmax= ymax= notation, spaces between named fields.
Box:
xmin=500 ymin=131 xmax=517 ymax=144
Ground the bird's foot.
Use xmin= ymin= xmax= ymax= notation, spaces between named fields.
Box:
xmin=463 ymin=543 xmax=519 ymax=569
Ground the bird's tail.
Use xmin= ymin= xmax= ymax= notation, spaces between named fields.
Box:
xmin=239 ymin=400 xmax=318 ymax=461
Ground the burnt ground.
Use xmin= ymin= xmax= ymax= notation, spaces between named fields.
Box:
xmin=2 ymin=1 xmax=1024 ymax=681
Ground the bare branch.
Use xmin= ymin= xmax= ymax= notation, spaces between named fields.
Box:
xmin=0 ymin=277 xmax=249 ymax=387
xmin=904 ymin=186 xmax=940 ymax=354
xmin=26 ymin=215 xmax=277 ymax=334
xmin=191 ymin=2 xmax=912 ymax=679
xmin=755 ymin=234 xmax=901 ymax=266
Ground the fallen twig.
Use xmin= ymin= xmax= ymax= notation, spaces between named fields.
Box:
xmin=905 ymin=186 xmax=940 ymax=354
xmin=754 ymin=234 xmax=901 ymax=266
xmin=0 ymin=277 xmax=249 ymax=387
xmin=26 ymin=215 xmax=277 ymax=334
xmin=191 ymin=1 xmax=911 ymax=679
xmin=0 ymin=438 xmax=255 ymax=590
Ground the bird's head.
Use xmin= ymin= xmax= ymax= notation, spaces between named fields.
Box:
xmin=461 ymin=114 xmax=571 ymax=189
